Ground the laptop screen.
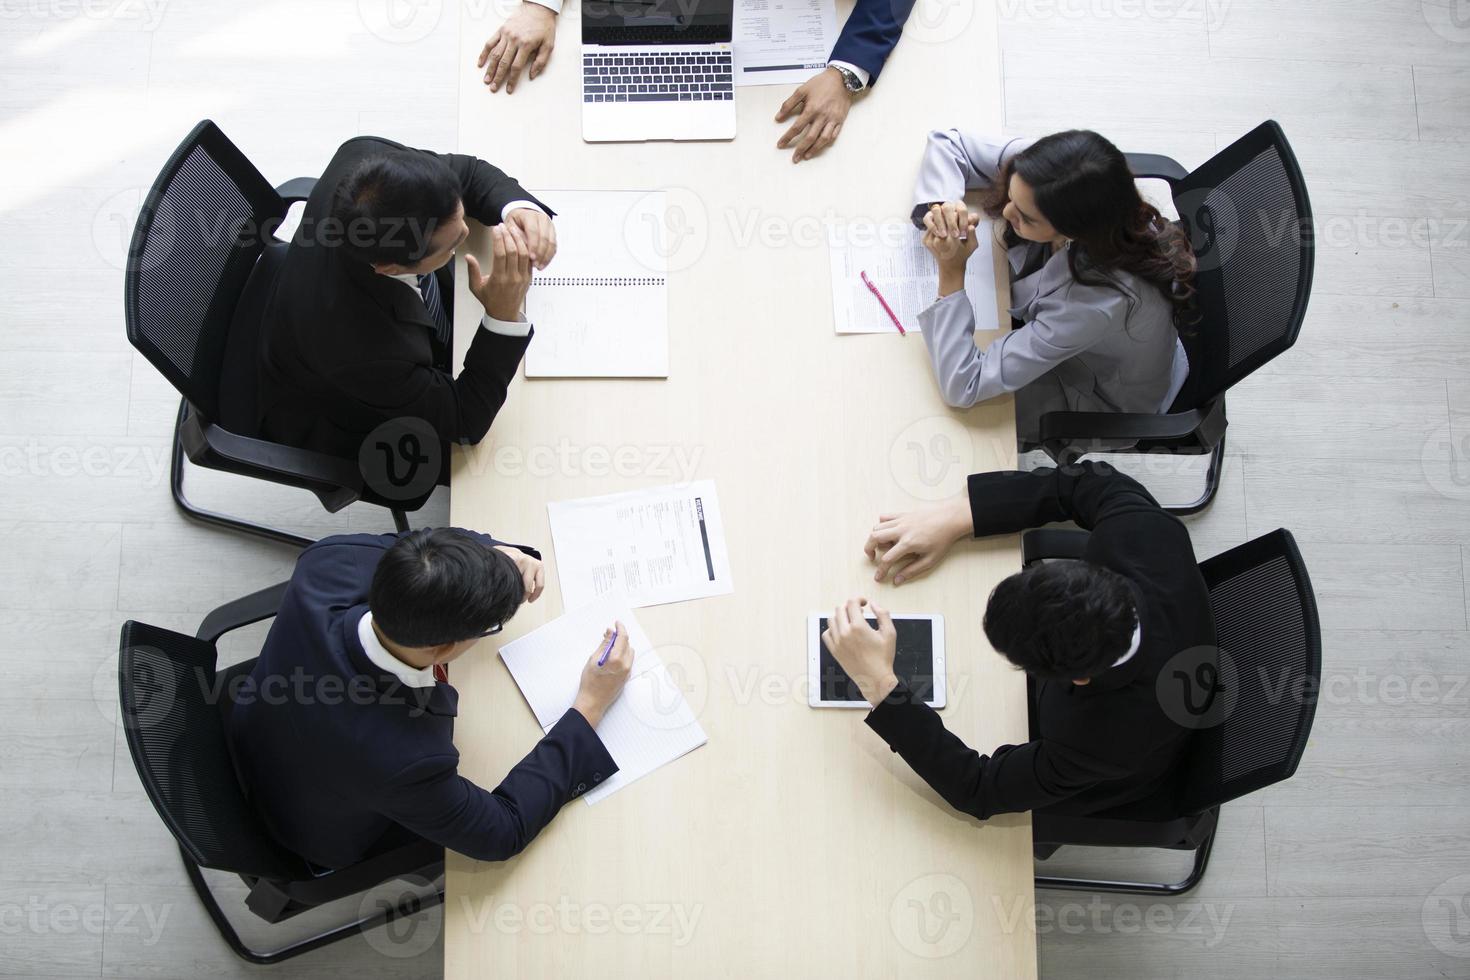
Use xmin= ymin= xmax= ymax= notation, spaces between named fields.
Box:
xmin=583 ymin=0 xmax=734 ymax=46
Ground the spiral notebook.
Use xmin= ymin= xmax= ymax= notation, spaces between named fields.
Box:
xmin=524 ymin=189 xmax=670 ymax=378
xmin=497 ymin=594 xmax=707 ymax=805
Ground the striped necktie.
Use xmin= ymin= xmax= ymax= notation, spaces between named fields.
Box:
xmin=417 ymin=271 xmax=451 ymax=347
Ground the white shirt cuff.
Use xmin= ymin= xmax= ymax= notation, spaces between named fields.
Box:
xmin=501 ymin=199 xmax=544 ymax=222
xmin=523 ymin=0 xmax=562 ymax=12
xmin=828 ymin=60 xmax=870 ymax=89
xmin=481 ymin=313 xmax=532 ymax=337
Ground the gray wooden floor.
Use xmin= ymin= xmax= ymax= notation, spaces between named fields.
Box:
xmin=2 ymin=1 xmax=1467 ymax=977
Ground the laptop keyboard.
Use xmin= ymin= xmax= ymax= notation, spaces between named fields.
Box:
xmin=583 ymin=50 xmax=734 ymax=103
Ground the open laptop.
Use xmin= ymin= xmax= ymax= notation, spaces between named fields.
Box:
xmin=581 ymin=0 xmax=736 ymax=143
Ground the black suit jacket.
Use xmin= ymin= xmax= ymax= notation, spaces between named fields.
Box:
xmin=865 ymin=462 xmax=1217 ymax=820
xmin=257 ymin=136 xmax=549 ymax=458
xmin=227 ymin=531 xmax=616 ymax=870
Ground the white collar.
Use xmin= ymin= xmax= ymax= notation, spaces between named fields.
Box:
xmin=357 ymin=612 xmax=437 ymax=689
xmin=385 ymin=270 xmax=421 ymax=287
xmin=1111 ymin=622 xmax=1142 ymax=669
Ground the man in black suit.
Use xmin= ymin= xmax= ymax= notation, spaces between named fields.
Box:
xmin=227 ymin=527 xmax=630 ymax=869
xmin=822 ymin=461 xmax=1217 ymax=820
xmin=258 ymin=136 xmax=555 ymax=460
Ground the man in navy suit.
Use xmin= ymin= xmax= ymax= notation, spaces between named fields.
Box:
xmin=473 ymin=0 xmax=919 ymax=162
xmin=228 ymin=528 xmax=632 ymax=870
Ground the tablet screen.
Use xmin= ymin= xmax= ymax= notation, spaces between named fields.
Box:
xmin=816 ymin=617 xmax=938 ymax=703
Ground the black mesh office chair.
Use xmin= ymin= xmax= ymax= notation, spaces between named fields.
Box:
xmin=118 ymin=588 xmax=443 ymax=963
xmin=125 ymin=119 xmax=429 ymax=549
xmin=1029 ymin=120 xmax=1316 ymax=514
xmin=1022 ymin=527 xmax=1321 ymax=895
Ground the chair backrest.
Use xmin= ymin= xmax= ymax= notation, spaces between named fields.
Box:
xmin=1169 ymin=121 xmax=1315 ymax=411
xmin=1180 ymin=529 xmax=1321 ymax=813
xmin=118 ymin=620 xmax=311 ymax=880
xmin=124 ymin=120 xmax=285 ymax=424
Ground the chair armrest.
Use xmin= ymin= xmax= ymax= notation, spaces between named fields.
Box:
xmin=1022 ymin=529 xmax=1092 ymax=565
xmin=274 ymin=177 xmax=317 ymax=204
xmin=1125 ymin=152 xmax=1188 ymax=184
xmin=197 ymin=581 xmax=290 ymax=644
xmin=193 ymin=420 xmax=364 ymax=493
xmin=1039 ymin=407 xmax=1207 ymax=447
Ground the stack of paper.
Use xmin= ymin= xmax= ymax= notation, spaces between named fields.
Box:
xmin=828 ymin=220 xmax=999 ymax=335
xmin=546 ymin=480 xmax=735 ymax=610
xmin=498 ymin=596 xmax=706 ymax=805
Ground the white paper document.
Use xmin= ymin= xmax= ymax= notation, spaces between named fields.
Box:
xmin=734 ymin=0 xmax=837 ymax=87
xmin=828 ymin=221 xmax=1000 ymax=335
xmin=497 ymin=597 xmax=707 ymax=805
xmin=547 ymin=480 xmax=734 ymax=610
xmin=522 ymin=189 xmax=668 ymax=378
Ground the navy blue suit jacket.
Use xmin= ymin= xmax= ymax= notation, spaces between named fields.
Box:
xmin=830 ymin=0 xmax=920 ymax=86
xmin=228 ymin=532 xmax=617 ymax=870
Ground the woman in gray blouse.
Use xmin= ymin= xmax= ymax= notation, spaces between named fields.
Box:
xmin=912 ymin=129 xmax=1197 ymax=443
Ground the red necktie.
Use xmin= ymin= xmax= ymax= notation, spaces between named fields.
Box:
xmin=433 ymin=663 xmax=448 ymax=684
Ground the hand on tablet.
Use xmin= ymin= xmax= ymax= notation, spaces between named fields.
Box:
xmin=865 ymin=496 xmax=975 ymax=586
xmin=820 ymin=598 xmax=898 ymax=708
xmin=573 ymin=623 xmax=632 ymax=729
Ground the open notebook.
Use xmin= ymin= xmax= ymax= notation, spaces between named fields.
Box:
xmin=523 ymin=189 xmax=669 ymax=378
xmin=497 ymin=595 xmax=706 ymax=804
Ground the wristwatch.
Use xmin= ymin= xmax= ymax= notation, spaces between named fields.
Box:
xmin=830 ymin=63 xmax=864 ymax=93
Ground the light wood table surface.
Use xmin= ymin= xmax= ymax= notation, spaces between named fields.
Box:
xmin=445 ymin=1 xmax=1035 ymax=975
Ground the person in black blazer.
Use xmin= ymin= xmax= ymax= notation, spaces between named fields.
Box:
xmin=821 ymin=461 xmax=1218 ymax=820
xmin=227 ymin=528 xmax=631 ymax=870
xmin=258 ymin=135 xmax=555 ymax=460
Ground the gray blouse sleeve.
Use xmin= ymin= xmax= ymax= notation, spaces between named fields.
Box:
xmin=911 ymin=132 xmax=1033 ymax=227
xmin=916 ymin=283 xmax=1128 ymax=409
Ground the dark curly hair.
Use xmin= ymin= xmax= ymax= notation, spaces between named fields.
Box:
xmin=981 ymin=129 xmax=1198 ymax=330
xmin=983 ymin=561 xmax=1137 ymax=682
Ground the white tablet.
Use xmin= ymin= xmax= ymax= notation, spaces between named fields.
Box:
xmin=808 ymin=612 xmax=946 ymax=709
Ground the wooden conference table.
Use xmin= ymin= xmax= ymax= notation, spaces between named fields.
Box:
xmin=445 ymin=1 xmax=1035 ymax=976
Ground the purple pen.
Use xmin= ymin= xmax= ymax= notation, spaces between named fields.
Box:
xmin=597 ymin=627 xmax=619 ymax=667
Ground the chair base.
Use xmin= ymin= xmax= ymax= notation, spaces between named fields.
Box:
xmin=1165 ymin=438 xmax=1227 ymax=517
xmin=1033 ymin=827 xmax=1216 ymax=897
xmin=1040 ymin=434 xmax=1227 ymax=517
xmin=179 ymin=844 xmax=443 ymax=965
xmin=170 ymin=399 xmax=411 ymax=547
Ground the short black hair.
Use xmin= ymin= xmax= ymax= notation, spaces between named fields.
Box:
xmin=329 ymin=149 xmax=462 ymax=266
xmin=983 ymin=562 xmax=1137 ymax=682
xmin=369 ymin=528 xmax=524 ymax=647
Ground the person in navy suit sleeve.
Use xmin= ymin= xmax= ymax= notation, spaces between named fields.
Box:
xmin=773 ymin=0 xmax=921 ymax=162
xmin=228 ymin=527 xmax=632 ymax=870
xmin=473 ymin=0 xmax=919 ymax=162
